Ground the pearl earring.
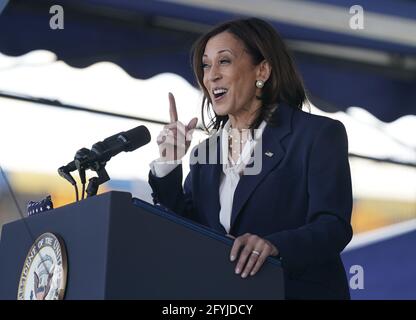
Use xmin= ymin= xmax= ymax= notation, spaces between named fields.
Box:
xmin=256 ymin=80 xmax=265 ymax=88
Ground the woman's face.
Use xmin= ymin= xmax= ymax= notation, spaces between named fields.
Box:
xmin=202 ymin=32 xmax=262 ymax=119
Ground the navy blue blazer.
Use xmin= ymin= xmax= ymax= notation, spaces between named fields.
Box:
xmin=149 ymin=103 xmax=353 ymax=299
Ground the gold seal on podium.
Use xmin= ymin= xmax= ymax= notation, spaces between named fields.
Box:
xmin=17 ymin=233 xmax=67 ymax=300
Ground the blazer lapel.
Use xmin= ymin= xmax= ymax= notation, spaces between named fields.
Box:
xmin=200 ymin=133 xmax=226 ymax=233
xmin=229 ymin=104 xmax=294 ymax=230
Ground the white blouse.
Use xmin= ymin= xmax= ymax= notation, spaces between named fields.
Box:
xmin=218 ymin=120 xmax=267 ymax=232
xmin=150 ymin=120 xmax=267 ymax=233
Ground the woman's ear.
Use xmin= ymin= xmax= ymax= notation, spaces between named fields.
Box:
xmin=257 ymin=59 xmax=272 ymax=83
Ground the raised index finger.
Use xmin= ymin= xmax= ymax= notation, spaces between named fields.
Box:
xmin=168 ymin=92 xmax=178 ymax=123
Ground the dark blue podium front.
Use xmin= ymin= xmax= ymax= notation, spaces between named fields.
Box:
xmin=0 ymin=191 xmax=284 ymax=299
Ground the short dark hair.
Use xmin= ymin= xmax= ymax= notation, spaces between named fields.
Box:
xmin=191 ymin=17 xmax=307 ymax=132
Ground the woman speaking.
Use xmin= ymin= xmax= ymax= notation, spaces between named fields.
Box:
xmin=148 ymin=18 xmax=353 ymax=300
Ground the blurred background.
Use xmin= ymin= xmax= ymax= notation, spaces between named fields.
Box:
xmin=0 ymin=0 xmax=415 ymax=299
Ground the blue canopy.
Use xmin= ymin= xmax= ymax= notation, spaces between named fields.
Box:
xmin=1 ymin=0 xmax=415 ymax=122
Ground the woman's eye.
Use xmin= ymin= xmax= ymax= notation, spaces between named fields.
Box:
xmin=202 ymin=63 xmax=210 ymax=69
xmin=220 ymin=59 xmax=230 ymax=64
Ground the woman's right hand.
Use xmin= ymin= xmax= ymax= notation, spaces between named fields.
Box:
xmin=157 ymin=92 xmax=198 ymax=161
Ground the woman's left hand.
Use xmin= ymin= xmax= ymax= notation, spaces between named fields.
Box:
xmin=230 ymin=233 xmax=279 ymax=278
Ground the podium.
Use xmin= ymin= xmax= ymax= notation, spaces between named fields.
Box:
xmin=0 ymin=191 xmax=284 ymax=299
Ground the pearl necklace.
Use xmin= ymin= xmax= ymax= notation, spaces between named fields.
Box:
xmin=227 ymin=126 xmax=250 ymax=157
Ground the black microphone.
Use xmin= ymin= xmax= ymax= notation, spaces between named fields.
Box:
xmin=90 ymin=125 xmax=151 ymax=164
xmin=58 ymin=162 xmax=76 ymax=185
xmin=59 ymin=125 xmax=151 ymax=174
xmin=58 ymin=125 xmax=151 ymax=200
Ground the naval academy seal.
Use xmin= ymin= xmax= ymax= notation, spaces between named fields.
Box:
xmin=17 ymin=233 xmax=67 ymax=300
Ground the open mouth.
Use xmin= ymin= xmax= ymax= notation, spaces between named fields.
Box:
xmin=212 ymin=87 xmax=228 ymax=101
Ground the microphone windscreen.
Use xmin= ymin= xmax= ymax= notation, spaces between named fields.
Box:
xmin=123 ymin=125 xmax=151 ymax=151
